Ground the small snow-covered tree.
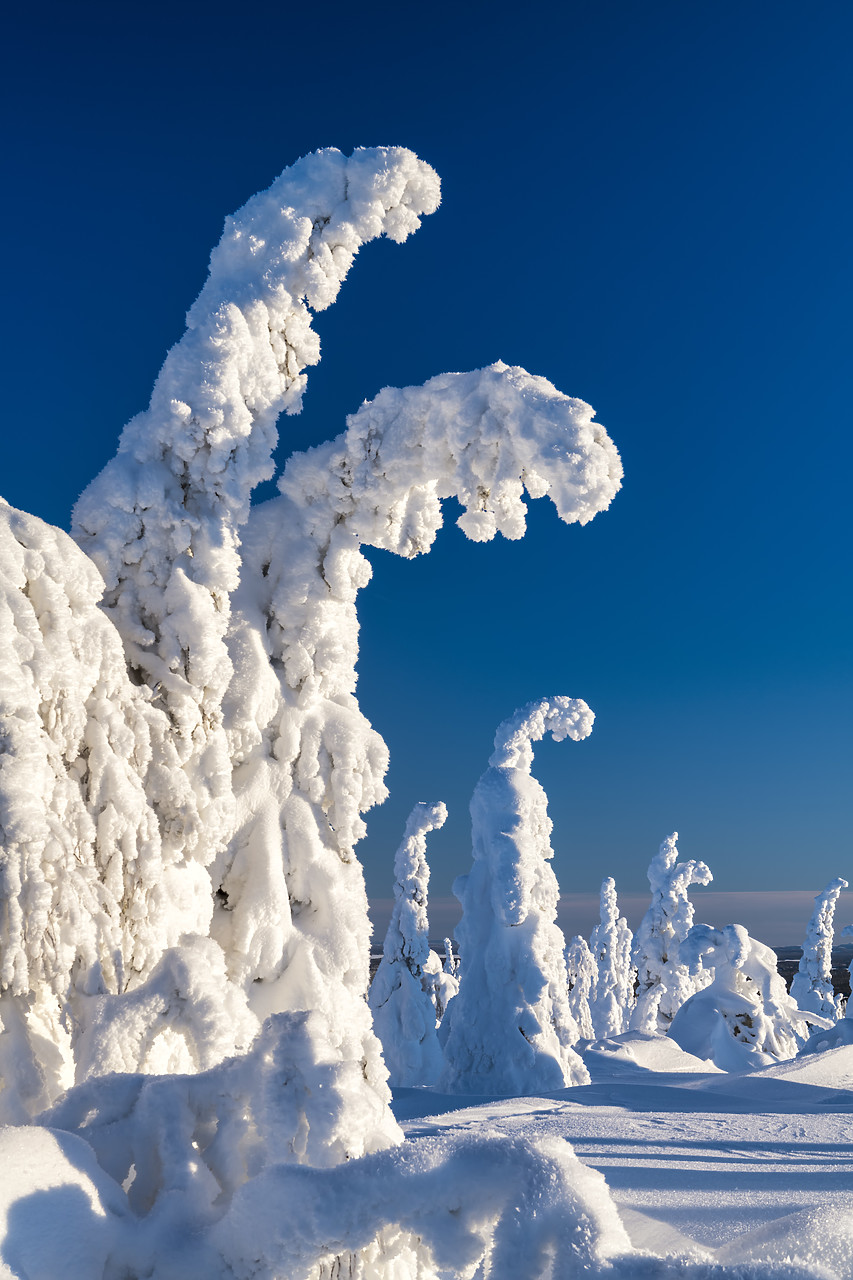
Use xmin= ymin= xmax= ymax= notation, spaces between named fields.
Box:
xmin=369 ymin=801 xmax=447 ymax=1086
xmin=589 ymin=877 xmax=634 ymax=1038
xmin=790 ymin=877 xmax=847 ymax=1021
xmin=669 ymin=923 xmax=830 ymax=1070
xmin=630 ymin=832 xmax=712 ymax=1034
xmin=565 ymin=936 xmax=597 ymax=1041
xmin=439 ymin=698 xmax=593 ymax=1094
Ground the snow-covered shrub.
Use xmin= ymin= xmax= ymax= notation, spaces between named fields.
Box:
xmin=369 ymin=801 xmax=447 ymax=1086
xmin=790 ymin=877 xmax=847 ymax=1021
xmin=630 ymin=832 xmax=712 ymax=1034
xmin=565 ymin=935 xmax=597 ymax=1041
xmin=439 ymin=698 xmax=594 ymax=1093
xmin=669 ymin=923 xmax=829 ymax=1070
xmin=589 ymin=876 xmax=635 ymax=1038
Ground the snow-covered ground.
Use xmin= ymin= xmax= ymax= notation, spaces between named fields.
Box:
xmin=395 ymin=1034 xmax=853 ymax=1275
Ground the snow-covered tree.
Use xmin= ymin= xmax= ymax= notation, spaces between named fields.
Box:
xmin=565 ymin=936 xmax=597 ymax=1041
xmin=790 ymin=877 xmax=847 ymax=1021
xmin=369 ymin=801 xmax=447 ymax=1086
xmin=630 ymin=832 xmax=712 ymax=1034
xmin=589 ymin=877 xmax=634 ymax=1038
xmin=0 ymin=147 xmax=622 ymax=1138
xmin=669 ymin=923 xmax=830 ymax=1070
xmin=439 ymin=698 xmax=594 ymax=1093
xmin=0 ymin=144 xmax=627 ymax=1275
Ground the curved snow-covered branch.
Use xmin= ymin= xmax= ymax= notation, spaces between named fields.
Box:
xmin=489 ymin=694 xmax=596 ymax=772
xmin=72 ymin=147 xmax=439 ymax=870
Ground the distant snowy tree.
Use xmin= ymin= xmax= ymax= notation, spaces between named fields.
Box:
xmin=443 ymin=937 xmax=458 ymax=977
xmin=790 ymin=878 xmax=847 ymax=1021
xmin=369 ymin=801 xmax=447 ymax=1086
xmin=589 ymin=878 xmax=634 ymax=1038
xmin=565 ymin=936 xmax=597 ymax=1041
xmin=669 ymin=923 xmax=830 ymax=1070
xmin=630 ymin=832 xmax=712 ymax=1034
xmin=439 ymin=698 xmax=594 ymax=1093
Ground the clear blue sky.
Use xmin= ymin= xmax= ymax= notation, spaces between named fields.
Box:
xmin=3 ymin=2 xmax=851 ymax=923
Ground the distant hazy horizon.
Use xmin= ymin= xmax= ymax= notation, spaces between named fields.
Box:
xmin=369 ymin=889 xmax=850 ymax=950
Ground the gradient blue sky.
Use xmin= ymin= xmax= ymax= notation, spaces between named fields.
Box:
xmin=3 ymin=2 xmax=851 ymax=936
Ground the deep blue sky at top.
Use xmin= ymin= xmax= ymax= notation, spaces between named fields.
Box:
xmin=2 ymin=1 xmax=850 ymax=911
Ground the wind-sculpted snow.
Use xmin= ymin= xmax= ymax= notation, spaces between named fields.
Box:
xmin=439 ymin=697 xmax=593 ymax=1093
xmin=369 ymin=801 xmax=447 ymax=1086
xmin=790 ymin=877 xmax=847 ymax=1020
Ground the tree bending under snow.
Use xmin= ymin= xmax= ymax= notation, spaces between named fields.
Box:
xmin=669 ymin=923 xmax=830 ymax=1071
xmin=369 ymin=801 xmax=447 ymax=1086
xmin=0 ymin=145 xmax=625 ymax=1276
xmin=439 ymin=698 xmax=594 ymax=1094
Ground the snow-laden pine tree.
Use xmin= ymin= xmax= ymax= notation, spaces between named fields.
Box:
xmin=589 ymin=877 xmax=635 ymax=1038
xmin=790 ymin=878 xmax=847 ymax=1021
xmin=439 ymin=698 xmax=593 ymax=1093
xmin=630 ymin=832 xmax=712 ymax=1034
xmin=368 ymin=801 xmax=447 ymax=1086
xmin=565 ymin=936 xmax=597 ymax=1041
xmin=669 ymin=923 xmax=830 ymax=1070
xmin=0 ymin=140 xmax=622 ymax=1176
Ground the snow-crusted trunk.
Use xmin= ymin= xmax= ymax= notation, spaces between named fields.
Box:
xmin=439 ymin=698 xmax=594 ymax=1093
xmin=589 ymin=877 xmax=634 ymax=1038
xmin=368 ymin=801 xmax=447 ymax=1086
xmin=630 ymin=832 xmax=712 ymax=1034
xmin=790 ymin=877 xmax=847 ymax=1021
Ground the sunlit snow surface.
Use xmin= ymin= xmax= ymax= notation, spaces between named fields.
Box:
xmin=395 ymin=1036 xmax=853 ymax=1276
xmin=1 ymin=1034 xmax=852 ymax=1275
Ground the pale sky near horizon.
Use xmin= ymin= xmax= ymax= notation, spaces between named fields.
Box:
xmin=3 ymin=2 xmax=850 ymax=916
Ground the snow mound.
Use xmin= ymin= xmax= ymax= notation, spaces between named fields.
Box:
xmin=715 ymin=1203 xmax=853 ymax=1279
xmin=585 ymin=1031 xmax=723 ymax=1075
xmin=0 ymin=1126 xmax=128 ymax=1280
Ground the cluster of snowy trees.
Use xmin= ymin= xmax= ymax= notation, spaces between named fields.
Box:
xmin=370 ymin=701 xmax=852 ymax=1084
xmin=0 ymin=145 xmax=850 ymax=1277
